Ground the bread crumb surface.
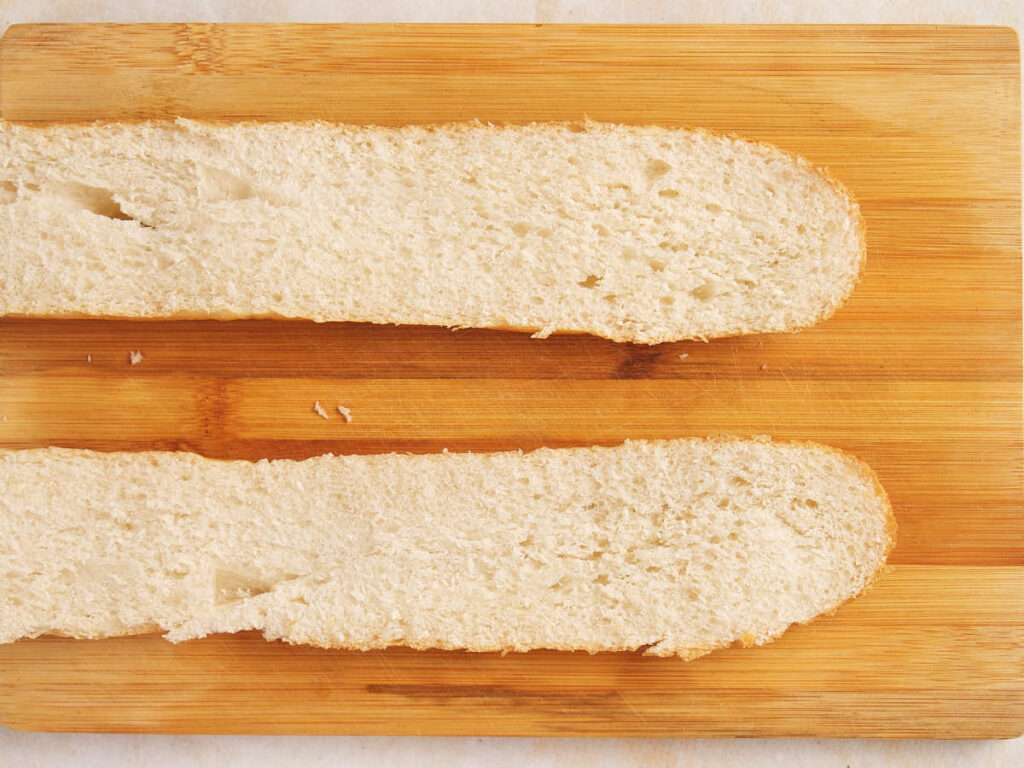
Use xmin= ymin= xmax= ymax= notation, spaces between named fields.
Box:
xmin=313 ymin=401 xmax=329 ymax=420
xmin=0 ymin=438 xmax=893 ymax=656
xmin=0 ymin=123 xmax=863 ymax=344
xmin=337 ymin=405 xmax=353 ymax=423
xmin=128 ymin=350 xmax=143 ymax=365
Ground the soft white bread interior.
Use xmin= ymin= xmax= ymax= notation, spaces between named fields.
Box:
xmin=0 ymin=438 xmax=893 ymax=658
xmin=0 ymin=120 xmax=863 ymax=343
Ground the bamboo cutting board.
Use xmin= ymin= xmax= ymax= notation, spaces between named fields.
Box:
xmin=0 ymin=23 xmax=1021 ymax=738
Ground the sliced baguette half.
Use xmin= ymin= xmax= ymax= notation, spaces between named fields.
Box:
xmin=0 ymin=120 xmax=863 ymax=344
xmin=0 ymin=437 xmax=893 ymax=658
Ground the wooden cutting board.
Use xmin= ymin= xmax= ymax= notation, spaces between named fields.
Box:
xmin=0 ymin=23 xmax=1020 ymax=738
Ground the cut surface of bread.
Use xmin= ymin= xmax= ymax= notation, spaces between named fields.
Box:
xmin=0 ymin=438 xmax=893 ymax=658
xmin=0 ymin=120 xmax=863 ymax=343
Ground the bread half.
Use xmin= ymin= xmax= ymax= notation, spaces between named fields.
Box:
xmin=0 ymin=120 xmax=863 ymax=343
xmin=0 ymin=438 xmax=894 ymax=658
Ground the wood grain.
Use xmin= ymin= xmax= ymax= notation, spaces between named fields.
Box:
xmin=0 ymin=23 xmax=1020 ymax=738
xmin=2 ymin=568 xmax=1021 ymax=737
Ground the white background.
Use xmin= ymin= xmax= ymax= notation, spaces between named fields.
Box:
xmin=1 ymin=1 xmax=1021 ymax=765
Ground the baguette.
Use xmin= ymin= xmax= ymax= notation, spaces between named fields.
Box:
xmin=0 ymin=120 xmax=863 ymax=344
xmin=0 ymin=438 xmax=894 ymax=658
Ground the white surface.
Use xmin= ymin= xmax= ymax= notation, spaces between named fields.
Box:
xmin=0 ymin=1 xmax=1021 ymax=765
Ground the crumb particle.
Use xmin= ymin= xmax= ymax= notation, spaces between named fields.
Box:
xmin=1 ymin=415 xmax=6 ymax=423
xmin=86 ymin=354 xmax=92 ymax=363
xmin=759 ymin=363 xmax=768 ymax=371
xmin=677 ymin=353 xmax=689 ymax=360
xmin=128 ymin=350 xmax=144 ymax=365
xmin=313 ymin=400 xmax=329 ymax=420
xmin=336 ymin=405 xmax=353 ymax=423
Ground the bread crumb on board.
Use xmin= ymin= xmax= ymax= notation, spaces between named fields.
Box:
xmin=678 ymin=353 xmax=689 ymax=360
xmin=313 ymin=401 xmax=353 ymax=422
xmin=128 ymin=350 xmax=144 ymax=365
xmin=760 ymin=362 xmax=768 ymax=371
xmin=86 ymin=354 xmax=92 ymax=363
xmin=1 ymin=415 xmax=6 ymax=423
